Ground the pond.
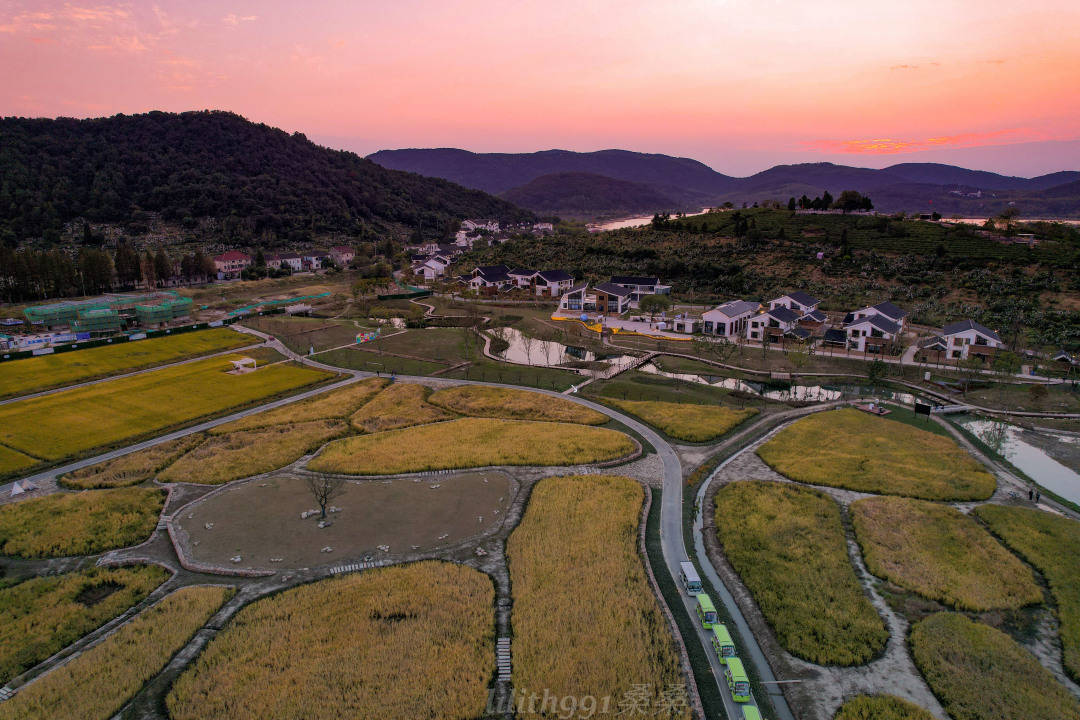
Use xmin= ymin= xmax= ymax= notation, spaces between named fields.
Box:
xmin=957 ymin=417 xmax=1080 ymax=506
xmin=493 ymin=328 xmax=634 ymax=376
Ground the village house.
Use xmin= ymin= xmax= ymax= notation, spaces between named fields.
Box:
xmin=301 ymin=252 xmax=330 ymax=271
xmin=938 ymin=320 xmax=1004 ymax=361
xmin=702 ymin=300 xmax=759 ymax=337
xmin=609 ymin=276 xmax=671 ymax=307
xmin=419 ymin=255 xmax=451 ymax=281
xmin=508 ymin=268 xmax=537 ymax=289
xmin=557 ymin=283 xmax=632 ymax=315
xmin=845 ymin=314 xmax=901 ymax=354
xmin=846 ymin=301 xmax=908 ymax=331
xmin=533 ymin=270 xmax=575 ymax=297
xmin=329 ymin=246 xmax=355 ymax=266
xmin=768 ymin=291 xmax=820 ymax=315
xmin=469 ymin=265 xmax=512 ymax=295
xmin=745 ymin=306 xmax=801 ymax=342
xmin=671 ymin=315 xmax=700 ymax=333
xmin=461 ymin=219 xmax=500 ymax=233
xmin=213 ymin=250 xmax=252 ymax=279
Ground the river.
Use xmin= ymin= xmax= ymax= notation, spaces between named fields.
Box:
xmin=594 ymin=208 xmax=712 ymax=231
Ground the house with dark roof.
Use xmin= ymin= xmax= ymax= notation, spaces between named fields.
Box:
xmin=609 ymin=276 xmax=671 ymax=307
xmin=745 ymin=306 xmax=801 ymax=342
xmin=702 ymin=300 xmax=760 ymax=337
xmin=769 ymin=291 xmax=820 ymax=315
xmin=845 ymin=314 xmax=901 ymax=354
xmin=508 ymin=268 xmax=538 ymax=289
xmin=941 ymin=320 xmax=1003 ymax=361
xmin=533 ymin=270 xmax=575 ymax=297
xmin=469 ymin=265 xmax=512 ymax=295
xmin=556 ymin=282 xmax=631 ymax=315
xmin=849 ymin=301 xmax=908 ymax=330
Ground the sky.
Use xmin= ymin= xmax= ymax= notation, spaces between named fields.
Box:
xmin=2 ymin=0 xmax=1079 ymax=177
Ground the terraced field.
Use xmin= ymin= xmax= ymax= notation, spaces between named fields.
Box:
xmin=349 ymin=382 xmax=455 ymax=432
xmin=606 ymin=399 xmax=756 ymax=442
xmin=427 ymin=385 xmax=608 ymax=424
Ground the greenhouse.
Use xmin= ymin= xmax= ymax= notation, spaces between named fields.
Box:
xmin=135 ymin=297 xmax=193 ymax=326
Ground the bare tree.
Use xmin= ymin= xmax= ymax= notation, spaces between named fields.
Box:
xmin=306 ymin=473 xmax=346 ymax=520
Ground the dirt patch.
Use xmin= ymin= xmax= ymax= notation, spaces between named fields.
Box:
xmin=175 ymin=471 xmax=513 ymax=571
xmin=76 ymin=581 xmax=123 ymax=607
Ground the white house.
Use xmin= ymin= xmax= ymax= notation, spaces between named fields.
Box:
xmin=847 ymin=301 xmax=908 ymax=330
xmin=940 ymin=320 xmax=1003 ymax=361
xmin=329 ymin=246 xmax=355 ymax=266
xmin=469 ymin=265 xmax=512 ymax=293
xmin=508 ymin=268 xmax=537 ymax=289
xmin=461 ymin=219 xmax=500 ymax=233
xmin=703 ymin=300 xmax=760 ymax=337
xmin=745 ymin=306 xmax=801 ymax=342
xmin=557 ymin=283 xmax=632 ymax=315
xmin=672 ymin=315 xmax=699 ymax=334
xmin=768 ymin=291 xmax=820 ymax=316
xmin=845 ymin=315 xmax=901 ymax=353
xmin=420 ymin=256 xmax=450 ymax=281
xmin=533 ymin=270 xmax=575 ymax=297
xmin=609 ymin=276 xmax=671 ymax=307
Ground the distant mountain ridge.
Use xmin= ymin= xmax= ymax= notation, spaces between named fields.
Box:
xmin=499 ymin=172 xmax=676 ymax=219
xmin=369 ymin=149 xmax=1080 ymax=218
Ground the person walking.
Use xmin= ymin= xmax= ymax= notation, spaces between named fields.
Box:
xmin=1029 ymin=489 xmax=1034 ymax=501
xmin=1035 ymin=491 xmax=1041 ymax=504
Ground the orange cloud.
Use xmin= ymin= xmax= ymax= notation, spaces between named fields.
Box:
xmin=804 ymin=129 xmax=1045 ymax=154
xmin=222 ymin=13 xmax=256 ymax=26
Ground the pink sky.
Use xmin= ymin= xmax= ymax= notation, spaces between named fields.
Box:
xmin=2 ymin=0 xmax=1078 ymax=176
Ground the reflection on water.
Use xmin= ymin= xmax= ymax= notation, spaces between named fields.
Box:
xmin=959 ymin=417 xmax=1080 ymax=506
xmin=595 ymin=208 xmax=711 ymax=231
xmin=493 ymin=328 xmax=634 ymax=376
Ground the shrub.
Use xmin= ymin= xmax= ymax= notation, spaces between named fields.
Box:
xmin=427 ymin=385 xmax=608 ymax=425
xmin=606 ymin=399 xmax=756 ymax=442
xmin=60 ymin=435 xmax=205 ymax=489
xmin=211 ymin=377 xmax=388 ymax=432
xmin=349 ymin=382 xmax=455 ymax=433
xmin=833 ymin=695 xmax=935 ymax=720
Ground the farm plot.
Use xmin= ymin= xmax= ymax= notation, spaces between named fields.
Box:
xmin=0 ymin=356 xmax=333 ymax=462
xmin=178 ymin=471 xmax=511 ymax=570
xmin=0 ymin=444 xmax=37 ymax=477
xmin=757 ymin=408 xmax=995 ymax=500
xmin=0 ymin=328 xmax=252 ymax=400
xmin=167 ymin=562 xmax=494 ymax=720
xmin=713 ymin=480 xmax=888 ymax=665
xmin=427 ymin=385 xmax=608 ymax=425
xmin=211 ymin=377 xmax=388 ymax=432
xmin=833 ymin=695 xmax=935 ymax=720
xmin=508 ymin=475 xmax=688 ymax=718
xmin=975 ymin=504 xmax=1080 ymax=680
xmin=158 ymin=420 xmax=349 ymax=485
xmin=60 ymin=435 xmax=205 ymax=489
xmin=309 ymin=418 xmax=635 ymax=475
xmin=0 ymin=585 xmax=231 ymax=720
xmin=0 ymin=488 xmax=165 ymax=558
xmin=910 ymin=612 xmax=1080 ymax=720
xmin=349 ymin=382 xmax=455 ymax=433
xmin=851 ymin=496 xmax=1041 ymax=611
xmin=606 ymin=399 xmax=756 ymax=442
xmin=0 ymin=565 xmax=168 ymax=684
xmin=242 ymin=316 xmax=363 ymax=355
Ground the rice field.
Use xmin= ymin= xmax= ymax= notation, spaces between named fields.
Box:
xmin=833 ymin=695 xmax=935 ymax=720
xmin=0 ymin=328 xmax=252 ymax=400
xmin=0 ymin=356 xmax=333 ymax=461
xmin=713 ymin=481 xmax=888 ymax=665
xmin=427 ymin=385 xmax=608 ymax=425
xmin=606 ymin=399 xmax=756 ymax=442
xmin=158 ymin=420 xmax=350 ymax=485
xmin=60 ymin=435 xmax=206 ymax=489
xmin=0 ymin=565 xmax=169 ymax=684
xmin=349 ymin=382 xmax=456 ymax=433
xmin=757 ymin=408 xmax=996 ymax=501
xmin=0 ymin=444 xmax=37 ymax=477
xmin=0 ymin=488 xmax=165 ymax=558
xmin=508 ymin=475 xmax=688 ymax=718
xmin=975 ymin=504 xmax=1080 ymax=680
xmin=0 ymin=585 xmax=232 ymax=720
xmin=851 ymin=496 xmax=1041 ymax=611
xmin=909 ymin=612 xmax=1080 ymax=720
xmin=308 ymin=418 xmax=636 ymax=475
xmin=166 ymin=562 xmax=494 ymax=720
xmin=211 ymin=377 xmax=388 ymax=433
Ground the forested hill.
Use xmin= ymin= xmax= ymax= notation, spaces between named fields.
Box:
xmin=500 ymin=172 xmax=677 ymax=218
xmin=0 ymin=111 xmax=532 ymax=247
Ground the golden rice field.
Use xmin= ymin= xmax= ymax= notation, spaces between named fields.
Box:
xmin=349 ymin=382 xmax=455 ymax=433
xmin=975 ymin=504 xmax=1080 ymax=680
xmin=508 ymin=475 xmax=688 ymax=718
xmin=0 ymin=328 xmax=251 ymax=400
xmin=0 ymin=585 xmax=232 ymax=720
xmin=757 ymin=408 xmax=995 ymax=500
xmin=427 ymin=385 xmax=608 ymax=425
xmin=0 ymin=488 xmax=165 ymax=558
xmin=714 ymin=481 xmax=887 ymax=665
xmin=0 ymin=565 xmax=168 ymax=684
xmin=833 ymin=695 xmax=935 ymax=720
xmin=0 ymin=356 xmax=333 ymax=461
xmin=158 ymin=420 xmax=350 ymax=485
xmin=0 ymin=444 xmax=37 ymax=477
xmin=211 ymin=377 xmax=388 ymax=432
xmin=60 ymin=435 xmax=205 ymax=489
xmin=167 ymin=562 xmax=494 ymax=720
xmin=606 ymin=399 xmax=756 ymax=442
xmin=851 ymin=496 xmax=1041 ymax=611
xmin=309 ymin=418 xmax=636 ymax=475
xmin=909 ymin=612 xmax=1080 ymax=720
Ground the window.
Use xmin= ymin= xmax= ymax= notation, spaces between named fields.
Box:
xmin=704 ymin=321 xmax=714 ymax=334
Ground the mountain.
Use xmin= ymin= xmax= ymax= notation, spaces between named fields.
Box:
xmin=499 ymin=172 xmax=677 ymax=219
xmin=0 ymin=111 xmax=531 ymax=247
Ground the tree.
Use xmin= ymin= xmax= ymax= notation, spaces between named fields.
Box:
xmin=958 ymin=356 xmax=984 ymax=395
xmin=834 ymin=190 xmax=871 ymax=213
xmin=305 ymin=473 xmax=346 ymax=520
xmin=867 ymin=358 xmax=887 ymax=384
xmin=254 ymin=248 xmax=266 ymax=268
xmin=153 ymin=249 xmax=172 ymax=286
xmin=787 ymin=197 xmax=797 ymax=211
xmin=114 ymin=242 xmax=141 ymax=288
xmin=1028 ymin=383 xmax=1048 ymax=406
xmin=639 ymin=294 xmax=672 ymax=320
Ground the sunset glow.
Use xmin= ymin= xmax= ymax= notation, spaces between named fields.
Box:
xmin=2 ymin=0 xmax=1078 ymax=175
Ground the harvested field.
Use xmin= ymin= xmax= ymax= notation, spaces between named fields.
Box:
xmin=178 ymin=471 xmax=511 ymax=570
xmin=167 ymin=562 xmax=494 ymax=720
xmin=975 ymin=504 xmax=1080 ymax=680
xmin=60 ymin=435 xmax=206 ymax=489
xmin=428 ymin=385 xmax=607 ymax=424
xmin=0 ymin=488 xmax=165 ymax=558
xmin=606 ymin=399 xmax=756 ymax=442
xmin=757 ymin=408 xmax=995 ymax=500
xmin=0 ymin=444 xmax=37 ymax=476
xmin=349 ymin=382 xmax=456 ymax=433
xmin=851 ymin=496 xmax=1041 ymax=611
xmin=833 ymin=695 xmax=935 ymax=720
xmin=0 ymin=565 xmax=169 ymax=684
xmin=713 ymin=480 xmax=887 ymax=665
xmin=211 ymin=377 xmax=388 ymax=433
xmin=0 ymin=585 xmax=232 ymax=720
xmin=0 ymin=356 xmax=333 ymax=461
xmin=309 ymin=418 xmax=635 ymax=475
xmin=0 ymin=328 xmax=251 ymax=400
xmin=243 ymin=316 xmax=363 ymax=355
xmin=158 ymin=420 xmax=349 ymax=485
xmin=362 ymin=327 xmax=467 ymax=364
xmin=910 ymin=612 xmax=1080 ymax=720
xmin=507 ymin=475 xmax=688 ymax=718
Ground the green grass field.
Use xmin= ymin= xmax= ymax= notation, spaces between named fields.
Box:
xmin=0 ymin=487 xmax=165 ymax=557
xmin=757 ymin=408 xmax=996 ymax=500
xmin=833 ymin=695 xmax=935 ymax=720
xmin=0 ymin=444 xmax=37 ymax=476
xmin=361 ymin=327 xmax=469 ymax=364
xmin=0 ymin=355 xmax=333 ymax=464
xmin=910 ymin=612 xmax=1080 ymax=720
xmin=606 ymin=399 xmax=756 ymax=442
xmin=851 ymin=496 xmax=1040 ymax=611
xmin=315 ymin=347 xmax=448 ymax=376
xmin=0 ymin=328 xmax=251 ymax=400
xmin=713 ymin=480 xmax=888 ymax=665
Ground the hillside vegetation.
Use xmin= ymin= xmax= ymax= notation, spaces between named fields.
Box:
xmin=500 ymin=172 xmax=678 ymax=218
